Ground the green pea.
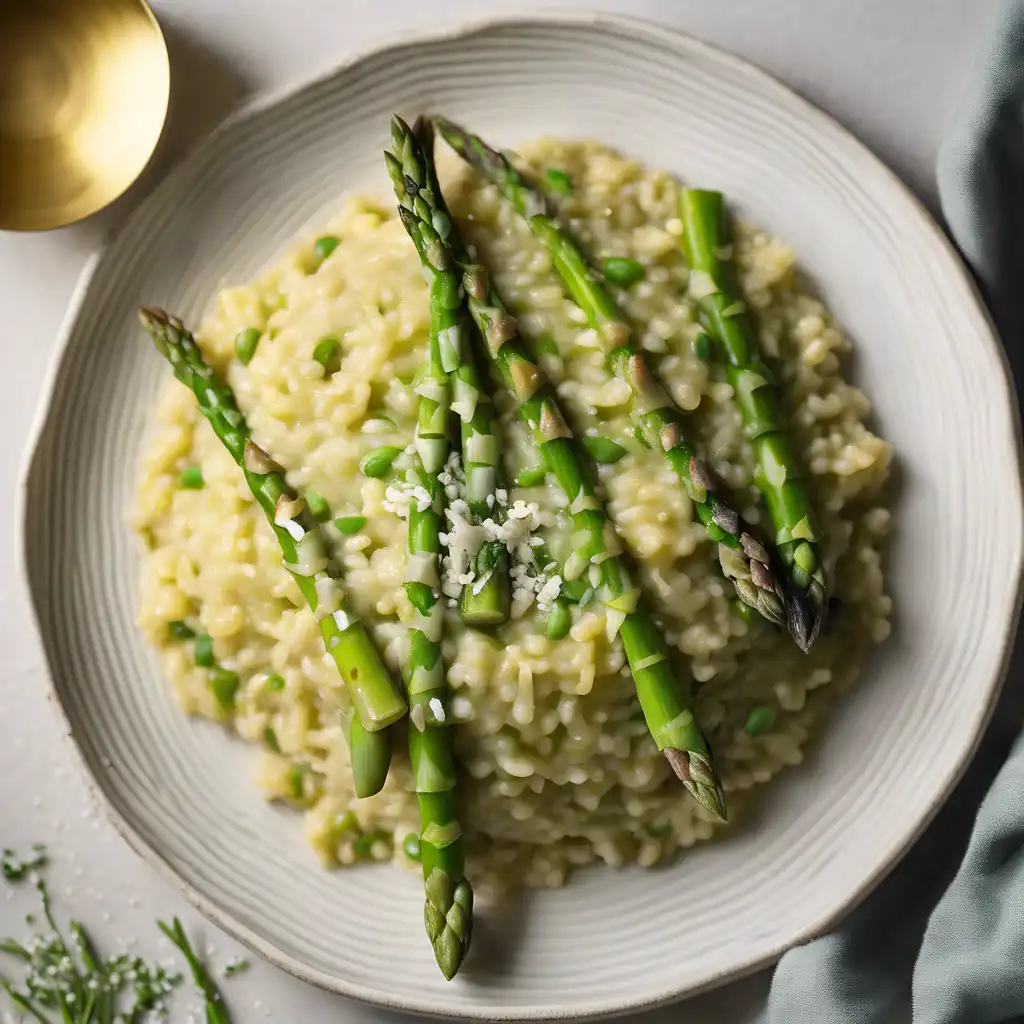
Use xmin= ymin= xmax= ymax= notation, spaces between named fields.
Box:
xmin=354 ymin=831 xmax=390 ymax=858
xmin=603 ymin=256 xmax=645 ymax=289
xmin=263 ymin=726 xmax=280 ymax=753
xmin=288 ymin=763 xmax=310 ymax=800
xmin=694 ymin=332 xmax=713 ymax=362
xmin=644 ymin=821 xmax=672 ymax=838
xmin=561 ymin=577 xmax=590 ymax=603
xmin=209 ymin=667 xmax=239 ymax=711
xmin=313 ymin=336 xmax=342 ymax=374
xmin=582 ymin=435 xmax=628 ymax=464
xmin=516 ymin=465 xmax=548 ymax=487
xmin=533 ymin=334 xmax=560 ymax=357
xmin=545 ymin=599 xmax=572 ymax=641
xmin=402 ymin=832 xmax=422 ymax=862
xmin=333 ymin=811 xmax=358 ymax=834
xmin=734 ymin=599 xmax=754 ymax=624
xmin=234 ymin=327 xmax=262 ymax=365
xmin=178 ymin=466 xmax=204 ymax=490
xmin=334 ymin=515 xmax=366 ymax=535
xmin=544 ymin=168 xmax=573 ymax=196
xmin=745 ymin=705 xmax=777 ymax=737
xmin=304 ymin=490 xmax=329 ymax=520
xmin=168 ymin=620 xmax=195 ymax=642
xmin=405 ymin=581 xmax=436 ymax=615
xmin=312 ymin=235 xmax=340 ymax=266
xmin=264 ymin=673 xmax=286 ymax=692
xmin=193 ymin=633 xmax=214 ymax=668
xmin=360 ymin=445 xmax=402 ymax=478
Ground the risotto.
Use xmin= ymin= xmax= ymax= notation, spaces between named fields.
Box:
xmin=130 ymin=139 xmax=892 ymax=895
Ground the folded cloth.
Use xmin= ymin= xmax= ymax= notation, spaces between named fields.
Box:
xmin=763 ymin=3 xmax=1024 ymax=1021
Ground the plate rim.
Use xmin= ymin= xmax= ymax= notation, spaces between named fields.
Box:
xmin=16 ymin=10 xmax=1024 ymax=1020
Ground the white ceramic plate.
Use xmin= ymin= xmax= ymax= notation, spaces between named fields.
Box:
xmin=19 ymin=14 xmax=1023 ymax=1021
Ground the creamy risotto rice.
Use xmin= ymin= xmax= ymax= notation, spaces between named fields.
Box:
xmin=131 ymin=140 xmax=892 ymax=894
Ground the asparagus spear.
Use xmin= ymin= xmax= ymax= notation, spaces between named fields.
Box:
xmin=420 ymin=136 xmax=725 ymax=819
xmin=386 ymin=115 xmax=510 ymax=628
xmin=433 ymin=118 xmax=789 ymax=641
xmin=139 ymin=309 xmax=404 ymax=798
xmin=384 ymin=120 xmax=474 ymax=980
xmin=679 ymin=190 xmax=826 ymax=650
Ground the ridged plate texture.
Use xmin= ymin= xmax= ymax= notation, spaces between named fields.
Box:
xmin=19 ymin=14 xmax=1024 ymax=1021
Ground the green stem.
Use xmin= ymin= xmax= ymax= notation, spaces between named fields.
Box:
xmin=386 ymin=116 xmax=474 ymax=980
xmin=679 ymin=189 xmax=826 ymax=649
xmin=388 ymin=114 xmax=510 ymax=627
xmin=157 ymin=919 xmax=230 ymax=1024
xmin=139 ymin=309 xmax=401 ymax=796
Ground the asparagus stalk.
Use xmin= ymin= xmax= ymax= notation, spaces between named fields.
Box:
xmin=420 ymin=138 xmax=725 ymax=819
xmin=679 ymin=190 xmax=827 ymax=650
xmin=453 ymin=356 xmax=511 ymax=627
xmin=139 ymin=309 xmax=404 ymax=798
xmin=384 ymin=119 xmax=473 ymax=980
xmin=433 ymin=118 xmax=790 ymax=642
xmin=386 ymin=115 xmax=509 ymax=628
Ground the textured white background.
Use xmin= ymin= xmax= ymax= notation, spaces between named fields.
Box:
xmin=0 ymin=1 xmax=998 ymax=1020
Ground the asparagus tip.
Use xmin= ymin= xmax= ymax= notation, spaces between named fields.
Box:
xmin=664 ymin=747 xmax=727 ymax=821
xmin=424 ymin=871 xmax=473 ymax=980
xmin=785 ymin=590 xmax=823 ymax=653
xmin=138 ymin=306 xmax=165 ymax=329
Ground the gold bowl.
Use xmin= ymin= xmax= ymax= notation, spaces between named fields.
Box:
xmin=0 ymin=0 xmax=169 ymax=231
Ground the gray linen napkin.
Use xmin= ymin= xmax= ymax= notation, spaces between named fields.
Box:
xmin=763 ymin=3 xmax=1024 ymax=1020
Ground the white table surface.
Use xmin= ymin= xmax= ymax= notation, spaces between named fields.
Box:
xmin=0 ymin=0 xmax=997 ymax=1020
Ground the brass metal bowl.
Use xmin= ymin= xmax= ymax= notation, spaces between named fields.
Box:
xmin=0 ymin=0 xmax=169 ymax=231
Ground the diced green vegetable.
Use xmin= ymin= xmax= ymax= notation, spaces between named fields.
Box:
xmin=304 ymin=490 xmax=329 ymax=520
xmin=313 ymin=235 xmax=340 ymax=266
xmin=288 ymin=763 xmax=310 ymax=801
xmin=178 ymin=466 xmax=204 ymax=490
xmin=332 ymin=811 xmax=358 ymax=834
xmin=312 ymin=336 xmax=342 ymax=374
xmin=745 ymin=705 xmax=777 ymax=736
xmin=334 ymin=515 xmax=366 ymax=535
xmin=561 ymin=576 xmax=590 ymax=603
xmin=631 ymin=425 xmax=652 ymax=449
xmin=234 ymin=326 xmax=262 ymax=365
xmin=360 ymin=445 xmax=402 ymax=478
xmin=582 ymin=435 xmax=628 ymax=464
xmin=603 ymin=256 xmax=645 ymax=289
xmin=354 ymin=831 xmax=390 ymax=858
xmin=263 ymin=725 xmax=280 ymax=752
xmin=402 ymin=832 xmax=422 ymax=862
xmin=734 ymin=599 xmax=754 ymax=623
xmin=405 ymin=582 xmax=434 ymax=615
xmin=694 ymin=332 xmax=713 ymax=362
xmin=545 ymin=599 xmax=572 ymax=641
xmin=643 ymin=821 xmax=672 ymax=838
xmin=544 ymin=168 xmax=573 ymax=195
xmin=209 ymin=667 xmax=239 ymax=711
xmin=533 ymin=333 xmax=560 ymax=357
xmin=193 ymin=633 xmax=214 ymax=667
xmin=264 ymin=672 xmax=285 ymax=692
xmin=168 ymin=620 xmax=195 ymax=642
xmin=516 ymin=465 xmax=548 ymax=487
